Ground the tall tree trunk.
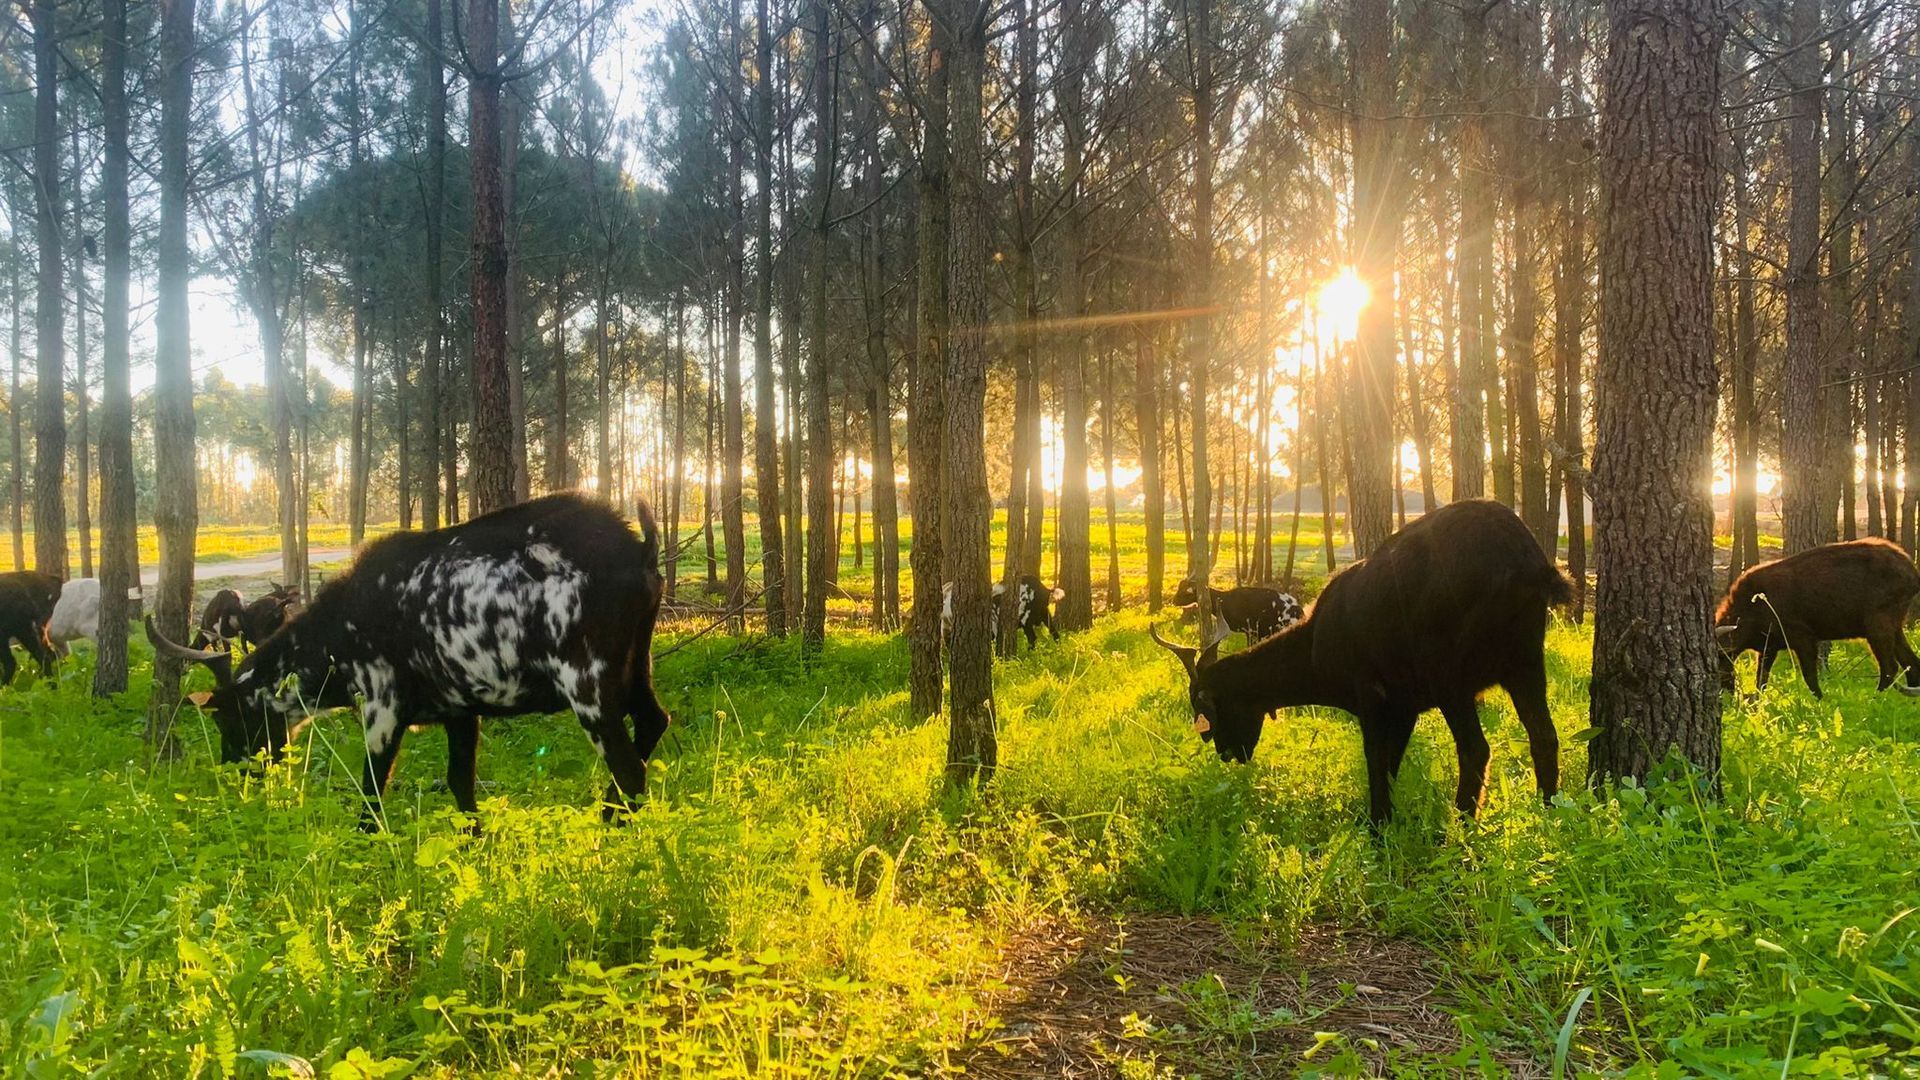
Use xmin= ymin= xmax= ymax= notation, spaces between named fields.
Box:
xmin=503 ymin=48 xmax=530 ymax=505
xmin=1133 ymin=318 xmax=1164 ymax=610
xmin=1103 ymin=352 xmax=1121 ymax=609
xmin=9 ymin=255 xmax=22 ymax=572
xmin=31 ymin=0 xmax=65 ymax=577
xmin=720 ymin=0 xmax=750 ymax=614
xmin=1452 ymin=5 xmax=1492 ymax=501
xmin=421 ymin=0 xmax=446 ymax=529
xmin=148 ymin=0 xmax=198 ymax=756
xmin=802 ymin=0 xmax=839 ymax=652
xmin=1345 ymin=0 xmax=1397 ymax=557
xmin=906 ymin=5 xmax=949 ymax=719
xmin=999 ymin=0 xmax=1037 ymax=654
xmin=595 ymin=282 xmax=613 ymax=497
xmin=754 ymin=0 xmax=789 ymax=633
xmin=668 ymin=299 xmax=687 ymax=595
xmin=1588 ymin=0 xmax=1724 ymax=783
xmin=1183 ymin=0 xmax=1216 ymax=626
xmin=858 ymin=23 xmax=899 ymax=628
xmin=548 ymin=277 xmax=569 ymax=489
xmin=942 ymin=0 xmax=995 ymax=782
xmin=347 ymin=0 xmax=371 ymax=542
xmin=239 ymin=8 xmax=295 ymax=579
xmin=467 ymin=0 xmax=513 ymax=515
xmin=1781 ymin=0 xmax=1827 ymax=553
xmin=95 ymin=0 xmax=134 ymax=696
xmin=1055 ymin=0 xmax=1093 ymax=628
xmin=71 ymin=127 xmax=92 ymax=578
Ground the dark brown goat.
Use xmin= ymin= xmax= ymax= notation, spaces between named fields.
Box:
xmin=0 ymin=570 xmax=61 ymax=683
xmin=1151 ymin=500 xmax=1572 ymax=827
xmin=1714 ymin=538 xmax=1920 ymax=698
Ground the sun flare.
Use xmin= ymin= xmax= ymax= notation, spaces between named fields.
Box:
xmin=1315 ymin=268 xmax=1372 ymax=344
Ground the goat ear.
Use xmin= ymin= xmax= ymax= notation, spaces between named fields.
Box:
xmin=186 ymin=690 xmax=214 ymax=708
xmin=992 ymin=581 xmax=1006 ymax=599
xmin=1050 ymin=587 xmax=1065 ymax=602
xmin=1198 ymin=642 xmax=1221 ymax=669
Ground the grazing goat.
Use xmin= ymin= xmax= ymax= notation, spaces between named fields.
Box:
xmin=1172 ymin=579 xmax=1303 ymax=642
xmin=941 ymin=575 xmax=1068 ymax=650
xmin=48 ymin=577 xmax=101 ymax=653
xmin=192 ymin=584 xmax=299 ymax=652
xmin=0 ymin=571 xmax=61 ymax=683
xmin=1151 ymin=500 xmax=1571 ymax=827
xmin=1714 ymin=538 xmax=1920 ymax=698
xmin=146 ymin=493 xmax=671 ymax=827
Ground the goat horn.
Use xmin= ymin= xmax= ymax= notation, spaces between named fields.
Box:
xmin=1713 ymin=625 xmax=1738 ymax=642
xmin=1147 ymin=623 xmax=1199 ymax=676
xmin=145 ymin=615 xmax=230 ymax=666
xmin=1899 ymin=682 xmax=1920 ymax=698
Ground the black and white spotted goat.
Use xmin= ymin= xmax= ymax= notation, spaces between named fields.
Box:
xmin=940 ymin=574 xmax=1067 ymax=650
xmin=1172 ymin=579 xmax=1303 ymax=643
xmin=146 ymin=493 xmax=671 ymax=828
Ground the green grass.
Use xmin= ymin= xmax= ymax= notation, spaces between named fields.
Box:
xmin=4 ymin=602 xmax=1919 ymax=1076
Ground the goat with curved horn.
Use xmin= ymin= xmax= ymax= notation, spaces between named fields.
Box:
xmin=145 ymin=615 xmax=234 ymax=684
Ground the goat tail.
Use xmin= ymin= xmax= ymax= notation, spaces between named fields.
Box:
xmin=633 ymin=498 xmax=662 ymax=573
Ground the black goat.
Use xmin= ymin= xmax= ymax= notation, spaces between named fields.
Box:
xmin=193 ymin=584 xmax=302 ymax=652
xmin=147 ymin=493 xmax=671 ymax=827
xmin=0 ymin=570 xmax=60 ymax=683
xmin=1715 ymin=538 xmax=1920 ymax=697
xmin=1172 ymin=579 xmax=1303 ymax=642
xmin=1151 ymin=500 xmax=1571 ymax=827
xmin=192 ymin=589 xmax=246 ymax=649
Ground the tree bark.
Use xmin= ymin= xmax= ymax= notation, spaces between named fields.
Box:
xmin=95 ymin=0 xmax=135 ymax=696
xmin=149 ymin=0 xmax=198 ymax=757
xmin=1183 ymin=0 xmax=1216 ymax=626
xmin=31 ymin=0 xmax=65 ymax=577
xmin=1055 ymin=0 xmax=1093 ymax=628
xmin=1452 ymin=4 xmax=1492 ymax=502
xmin=70 ymin=127 xmax=91 ymax=579
xmin=467 ymin=0 xmax=513 ymax=515
xmin=906 ymin=3 xmax=949 ymax=719
xmin=754 ymin=0 xmax=789 ymax=633
xmin=1588 ymin=0 xmax=1724 ymax=784
xmin=1345 ymin=0 xmax=1397 ymax=557
xmin=858 ymin=17 xmax=899 ymax=629
xmin=802 ymin=0 xmax=839 ymax=653
xmin=1781 ymin=0 xmax=1827 ymax=553
xmin=1134 ymin=316 xmax=1165 ymax=610
xmin=421 ymin=0 xmax=446 ymax=529
xmin=942 ymin=0 xmax=995 ymax=782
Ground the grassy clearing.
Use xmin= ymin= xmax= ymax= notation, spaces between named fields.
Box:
xmin=3 ymin=601 xmax=1918 ymax=1076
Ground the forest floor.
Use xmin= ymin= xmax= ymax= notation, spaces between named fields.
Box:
xmin=4 ymin=598 xmax=1919 ymax=1077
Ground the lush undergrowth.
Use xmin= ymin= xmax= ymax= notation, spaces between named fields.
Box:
xmin=3 ymin=610 xmax=1918 ymax=1077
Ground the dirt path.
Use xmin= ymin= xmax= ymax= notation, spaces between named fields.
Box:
xmin=957 ymin=915 xmax=1542 ymax=1078
xmin=136 ymin=548 xmax=352 ymax=589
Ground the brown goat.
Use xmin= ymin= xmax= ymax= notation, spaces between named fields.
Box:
xmin=1151 ymin=500 xmax=1572 ymax=827
xmin=1714 ymin=538 xmax=1920 ymax=698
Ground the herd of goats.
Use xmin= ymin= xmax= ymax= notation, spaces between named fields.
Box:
xmin=0 ymin=494 xmax=1914 ymax=830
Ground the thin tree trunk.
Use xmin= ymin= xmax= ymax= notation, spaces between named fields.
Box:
xmin=942 ymin=0 xmax=996 ymax=783
xmin=753 ymin=0 xmax=789 ymax=633
xmin=1453 ymin=4 xmax=1492 ymax=502
xmin=1344 ymin=0 xmax=1396 ymax=558
xmin=32 ymin=0 xmax=66 ymax=577
xmin=94 ymin=0 xmax=134 ymax=696
xmin=8 ymin=256 xmax=22 ymax=572
xmin=71 ymin=127 xmax=92 ymax=578
xmin=548 ymin=276 xmax=569 ymax=489
xmin=1182 ymin=0 xmax=1215 ymax=628
xmin=802 ymin=0 xmax=839 ymax=651
xmin=906 ymin=4 xmax=949 ymax=719
xmin=1781 ymin=0 xmax=1827 ymax=554
xmin=148 ymin=0 xmax=198 ymax=757
xmin=1055 ymin=0 xmax=1092 ymax=627
xmin=1133 ymin=320 xmax=1165 ymax=610
xmin=467 ymin=0 xmax=512 ymax=515
xmin=1587 ymin=0 xmax=1724 ymax=784
xmin=421 ymin=0 xmax=446 ymax=529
